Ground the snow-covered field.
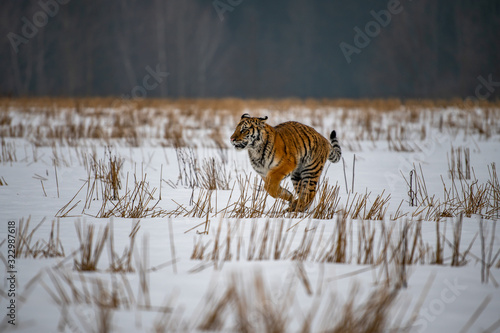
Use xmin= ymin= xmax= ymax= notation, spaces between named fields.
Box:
xmin=1 ymin=99 xmax=499 ymax=332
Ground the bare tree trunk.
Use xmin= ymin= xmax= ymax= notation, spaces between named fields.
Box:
xmin=116 ymin=0 xmax=137 ymax=89
xmin=175 ymin=0 xmax=188 ymax=96
xmin=35 ymin=29 xmax=46 ymax=95
xmin=85 ymin=30 xmax=93 ymax=96
xmin=10 ymin=50 xmax=24 ymax=95
xmin=60 ymin=9 xmax=78 ymax=95
xmin=155 ymin=0 xmax=168 ymax=97
xmin=196 ymin=8 xmax=223 ymax=97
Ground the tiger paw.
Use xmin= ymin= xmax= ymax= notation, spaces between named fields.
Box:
xmin=285 ymin=200 xmax=297 ymax=213
xmin=285 ymin=200 xmax=306 ymax=213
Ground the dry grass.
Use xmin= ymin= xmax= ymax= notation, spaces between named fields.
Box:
xmin=323 ymin=283 xmax=398 ymax=333
xmin=192 ymin=269 xmax=399 ymax=333
xmin=3 ymin=97 xmax=499 ymax=330
xmin=441 ymin=166 xmax=495 ymax=219
xmin=73 ymin=221 xmax=109 ymax=271
xmin=98 ymin=170 xmax=164 ymax=218
xmin=339 ymin=190 xmax=391 ymax=221
xmin=199 ymin=157 xmax=232 ymax=190
xmin=108 ymin=219 xmax=140 ymax=273
xmin=308 ymin=180 xmax=341 ymax=219
xmin=10 ymin=214 xmax=495 ymax=332
xmin=445 ymin=214 xmax=478 ymax=267
xmin=479 ymin=219 xmax=499 ymax=286
xmin=486 ymin=163 xmax=500 ymax=219
xmin=174 ymin=146 xmax=232 ymax=190
xmin=57 ymin=151 xmax=167 ymax=218
xmin=175 ymin=173 xmax=390 ymax=221
xmin=227 ymin=175 xmax=289 ymax=219
xmin=175 ymin=147 xmax=200 ymax=188
xmin=164 ymin=112 xmax=185 ymax=147
xmin=35 ymin=230 xmax=180 ymax=331
xmin=2 ymin=97 xmax=499 ymax=150
xmin=448 ymin=146 xmax=471 ymax=180
xmin=3 ymin=96 xmax=499 ymax=112
xmin=11 ymin=232 xmax=484 ymax=333
xmin=0 ymin=138 xmax=17 ymax=164
xmin=14 ymin=217 xmax=65 ymax=258
xmin=86 ymin=149 xmax=123 ymax=203
xmin=402 ymin=163 xmax=500 ymax=221
xmin=42 ymin=269 xmax=149 ymax=332
xmin=387 ymin=131 xmax=421 ymax=152
xmin=188 ymin=214 xmax=481 ymax=271
xmin=73 ymin=219 xmax=145 ymax=273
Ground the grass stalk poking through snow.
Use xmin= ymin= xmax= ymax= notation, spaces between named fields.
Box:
xmin=74 ymin=221 xmax=109 ymax=271
xmin=14 ymin=217 xmax=65 ymax=258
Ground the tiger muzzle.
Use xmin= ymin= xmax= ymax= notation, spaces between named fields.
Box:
xmin=231 ymin=138 xmax=247 ymax=150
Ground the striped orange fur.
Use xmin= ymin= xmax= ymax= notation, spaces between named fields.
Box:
xmin=230 ymin=113 xmax=341 ymax=212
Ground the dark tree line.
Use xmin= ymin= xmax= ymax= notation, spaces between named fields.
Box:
xmin=1 ymin=0 xmax=499 ymax=99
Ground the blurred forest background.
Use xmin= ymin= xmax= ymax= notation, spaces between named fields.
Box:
xmin=1 ymin=0 xmax=499 ymax=99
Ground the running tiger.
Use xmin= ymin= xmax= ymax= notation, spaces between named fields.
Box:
xmin=230 ymin=113 xmax=341 ymax=212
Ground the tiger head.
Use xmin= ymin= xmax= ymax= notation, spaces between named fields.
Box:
xmin=230 ymin=113 xmax=268 ymax=150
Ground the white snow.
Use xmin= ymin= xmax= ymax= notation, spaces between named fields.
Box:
xmin=1 ymin=105 xmax=499 ymax=332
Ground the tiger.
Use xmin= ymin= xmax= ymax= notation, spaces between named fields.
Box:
xmin=230 ymin=113 xmax=341 ymax=212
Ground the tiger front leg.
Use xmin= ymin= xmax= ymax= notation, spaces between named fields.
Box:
xmin=264 ymin=168 xmax=294 ymax=203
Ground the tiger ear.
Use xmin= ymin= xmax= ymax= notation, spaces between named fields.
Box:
xmin=241 ymin=113 xmax=251 ymax=119
xmin=257 ymin=116 xmax=268 ymax=122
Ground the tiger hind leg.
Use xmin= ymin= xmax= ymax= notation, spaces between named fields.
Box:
xmin=288 ymin=173 xmax=321 ymax=212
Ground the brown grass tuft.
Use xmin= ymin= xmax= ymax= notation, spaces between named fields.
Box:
xmin=0 ymin=138 xmax=17 ymax=164
xmin=15 ymin=217 xmax=65 ymax=258
xmin=73 ymin=221 xmax=109 ymax=271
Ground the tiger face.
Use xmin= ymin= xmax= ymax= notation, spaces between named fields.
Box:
xmin=230 ymin=114 xmax=268 ymax=150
